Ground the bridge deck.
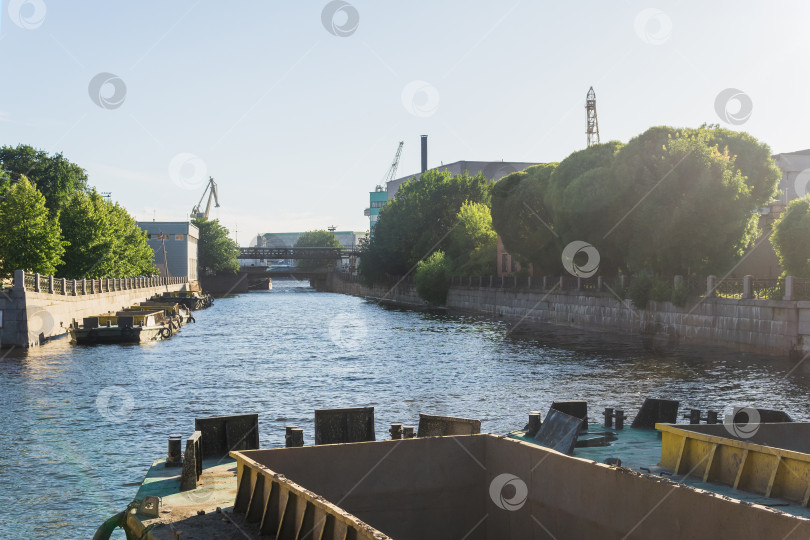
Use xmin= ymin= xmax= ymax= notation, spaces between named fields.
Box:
xmin=238 ymin=246 xmax=359 ymax=260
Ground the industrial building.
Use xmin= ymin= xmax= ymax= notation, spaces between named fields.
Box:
xmin=366 ymin=135 xmax=538 ymax=233
xmin=137 ymin=221 xmax=199 ymax=281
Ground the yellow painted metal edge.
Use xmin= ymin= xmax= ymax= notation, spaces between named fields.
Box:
xmin=655 ymin=423 xmax=810 ymax=463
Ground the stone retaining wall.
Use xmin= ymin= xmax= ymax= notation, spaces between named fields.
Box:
xmin=318 ymin=273 xmax=428 ymax=307
xmin=0 ymin=275 xmax=189 ymax=348
xmin=446 ymin=286 xmax=810 ymax=358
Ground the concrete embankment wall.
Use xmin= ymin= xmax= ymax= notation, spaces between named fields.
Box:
xmin=317 ymin=272 xmax=429 ymax=307
xmin=1 ymin=279 xmax=189 ymax=348
xmin=446 ymin=286 xmax=810 ymax=357
xmin=318 ymin=273 xmax=810 ymax=357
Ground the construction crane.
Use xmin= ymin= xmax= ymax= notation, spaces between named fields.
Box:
xmin=191 ymin=176 xmax=220 ymax=219
xmin=586 ymin=86 xmax=600 ymax=147
xmin=377 ymin=141 xmax=404 ymax=190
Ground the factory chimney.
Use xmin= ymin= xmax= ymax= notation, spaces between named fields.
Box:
xmin=420 ymin=135 xmax=428 ymax=173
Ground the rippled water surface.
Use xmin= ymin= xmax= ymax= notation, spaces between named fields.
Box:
xmin=2 ymin=280 xmax=810 ymax=538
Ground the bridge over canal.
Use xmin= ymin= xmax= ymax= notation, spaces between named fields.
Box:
xmin=238 ymin=246 xmax=360 ymax=260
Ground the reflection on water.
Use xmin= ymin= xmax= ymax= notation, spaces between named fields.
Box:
xmin=1 ymin=279 xmax=809 ymax=537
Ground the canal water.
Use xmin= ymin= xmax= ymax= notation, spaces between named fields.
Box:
xmin=2 ymin=280 xmax=810 ymax=538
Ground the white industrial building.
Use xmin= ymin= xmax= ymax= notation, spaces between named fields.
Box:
xmin=137 ymin=221 xmax=199 ymax=281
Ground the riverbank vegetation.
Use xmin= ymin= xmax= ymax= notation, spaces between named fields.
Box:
xmin=359 ymin=170 xmax=496 ymax=304
xmin=192 ymin=217 xmax=240 ymax=275
xmin=493 ymin=126 xmax=779 ymax=278
xmin=361 ymin=126 xmax=789 ymax=306
xmin=771 ymin=196 xmax=810 ymax=278
xmin=0 ymin=144 xmax=157 ymax=279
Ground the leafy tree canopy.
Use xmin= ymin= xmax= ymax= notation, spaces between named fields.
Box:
xmin=491 ymin=126 xmax=780 ymax=277
xmin=0 ymin=176 xmax=67 ymax=277
xmin=492 ymin=163 xmax=560 ymax=274
xmin=294 ymin=230 xmax=341 ymax=271
xmin=360 ymin=169 xmax=492 ymax=282
xmin=446 ymin=201 xmax=497 ymax=276
xmin=771 ymin=196 xmax=810 ymax=278
xmin=0 ymin=144 xmax=88 ymax=212
xmin=192 ymin=217 xmax=240 ymax=275
xmin=58 ymin=190 xmax=157 ymax=278
xmin=414 ymin=250 xmax=450 ymax=305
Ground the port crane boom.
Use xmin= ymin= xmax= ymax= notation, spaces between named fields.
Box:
xmin=191 ymin=177 xmax=220 ymax=219
xmin=381 ymin=141 xmax=404 ymax=186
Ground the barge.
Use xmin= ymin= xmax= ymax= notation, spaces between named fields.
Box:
xmin=70 ymin=310 xmax=175 ymax=344
xmin=98 ymin=404 xmax=810 ymax=539
xmin=157 ymin=291 xmax=213 ymax=310
xmin=128 ymin=301 xmax=195 ymax=326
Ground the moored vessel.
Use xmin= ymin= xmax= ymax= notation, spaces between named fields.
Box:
xmin=96 ymin=403 xmax=810 ymax=539
xmin=69 ymin=310 xmax=175 ymax=344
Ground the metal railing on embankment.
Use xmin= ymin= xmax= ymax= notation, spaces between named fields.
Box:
xmin=450 ymin=274 xmax=810 ymax=302
xmin=334 ymin=269 xmax=810 ymax=302
xmin=14 ymin=270 xmax=187 ymax=296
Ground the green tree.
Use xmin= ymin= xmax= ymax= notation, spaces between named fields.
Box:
xmin=360 ymin=169 xmax=492 ymax=282
xmin=294 ymin=230 xmax=341 ymax=271
xmin=616 ymin=131 xmax=762 ymax=276
xmin=491 ymin=163 xmax=560 ymax=274
xmin=490 ymin=126 xmax=779 ymax=279
xmin=771 ymin=196 xmax=810 ymax=278
xmin=106 ymin=203 xmax=159 ymax=276
xmin=0 ymin=145 xmax=88 ymax=212
xmin=414 ymin=250 xmax=450 ymax=305
xmin=446 ymin=201 xmax=497 ymax=275
xmin=192 ymin=217 xmax=240 ymax=275
xmin=58 ymin=190 xmax=157 ymax=278
xmin=0 ymin=176 xmax=67 ymax=277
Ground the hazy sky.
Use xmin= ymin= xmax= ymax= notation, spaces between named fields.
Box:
xmin=1 ymin=1 xmax=807 ymax=241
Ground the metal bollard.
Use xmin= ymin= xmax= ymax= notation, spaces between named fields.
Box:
xmin=604 ymin=407 xmax=614 ymax=428
xmin=614 ymin=410 xmax=625 ymax=430
xmin=403 ymin=426 xmax=415 ymax=439
xmin=285 ymin=426 xmax=304 ymax=447
xmin=527 ymin=412 xmax=542 ymax=437
xmin=683 ymin=409 xmax=701 ymax=424
xmin=389 ymin=423 xmax=403 ymax=440
xmin=167 ymin=434 xmax=183 ymax=467
xmin=706 ymin=411 xmax=720 ymax=424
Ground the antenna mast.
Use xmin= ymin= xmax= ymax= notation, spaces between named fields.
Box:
xmin=586 ymin=86 xmax=600 ymax=147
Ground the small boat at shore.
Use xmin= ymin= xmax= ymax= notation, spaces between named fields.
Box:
xmin=156 ymin=291 xmax=213 ymax=310
xmin=130 ymin=301 xmax=195 ymax=326
xmin=69 ymin=310 xmax=176 ymax=344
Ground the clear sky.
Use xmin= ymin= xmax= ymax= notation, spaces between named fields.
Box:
xmin=1 ymin=1 xmax=807 ymax=242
